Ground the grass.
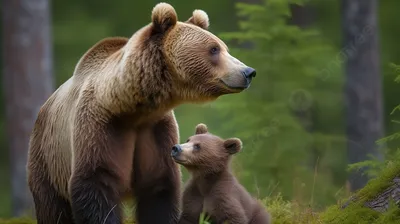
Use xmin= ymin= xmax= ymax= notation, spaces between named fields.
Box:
xmin=1 ymin=157 xmax=399 ymax=223
xmin=0 ymin=191 xmax=398 ymax=224
xmin=1 ymin=176 xmax=399 ymax=223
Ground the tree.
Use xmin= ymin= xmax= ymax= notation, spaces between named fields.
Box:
xmin=1 ymin=0 xmax=54 ymax=217
xmin=341 ymin=0 xmax=384 ymax=192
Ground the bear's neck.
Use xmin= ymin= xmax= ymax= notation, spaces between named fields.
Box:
xmin=96 ymin=33 xmax=180 ymax=117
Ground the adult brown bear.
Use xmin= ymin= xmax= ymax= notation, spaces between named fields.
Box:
xmin=27 ymin=2 xmax=256 ymax=224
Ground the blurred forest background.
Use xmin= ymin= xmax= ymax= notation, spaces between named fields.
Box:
xmin=0 ymin=0 xmax=399 ymax=220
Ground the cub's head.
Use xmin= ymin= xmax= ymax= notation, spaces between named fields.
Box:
xmin=171 ymin=123 xmax=242 ymax=174
xmin=150 ymin=3 xmax=256 ymax=102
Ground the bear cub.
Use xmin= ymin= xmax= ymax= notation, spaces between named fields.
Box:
xmin=171 ymin=123 xmax=271 ymax=224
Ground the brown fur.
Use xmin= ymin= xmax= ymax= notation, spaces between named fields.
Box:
xmin=173 ymin=124 xmax=271 ymax=224
xmin=27 ymin=2 xmax=256 ymax=224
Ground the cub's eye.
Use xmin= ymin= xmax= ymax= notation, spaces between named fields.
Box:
xmin=210 ymin=46 xmax=220 ymax=55
xmin=186 ymin=138 xmax=190 ymax=143
xmin=193 ymin=144 xmax=200 ymax=151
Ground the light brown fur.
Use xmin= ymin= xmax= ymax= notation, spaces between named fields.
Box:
xmin=173 ymin=124 xmax=271 ymax=224
xmin=27 ymin=3 xmax=256 ymax=224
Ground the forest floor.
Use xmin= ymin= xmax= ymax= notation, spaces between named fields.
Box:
xmin=0 ymin=191 xmax=399 ymax=224
xmin=1 ymin=163 xmax=399 ymax=224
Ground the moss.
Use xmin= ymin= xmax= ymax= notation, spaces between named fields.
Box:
xmin=261 ymin=194 xmax=321 ymax=224
xmin=319 ymin=200 xmax=400 ymax=224
xmin=318 ymin=160 xmax=400 ymax=224
xmin=375 ymin=200 xmax=400 ymax=223
xmin=353 ymin=160 xmax=400 ymax=204
xmin=320 ymin=203 xmax=381 ymax=224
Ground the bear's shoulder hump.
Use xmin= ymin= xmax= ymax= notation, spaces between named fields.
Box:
xmin=73 ymin=37 xmax=129 ymax=77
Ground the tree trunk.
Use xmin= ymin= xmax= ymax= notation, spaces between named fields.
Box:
xmin=289 ymin=3 xmax=315 ymax=28
xmin=1 ymin=0 xmax=54 ymax=217
xmin=341 ymin=0 xmax=384 ymax=192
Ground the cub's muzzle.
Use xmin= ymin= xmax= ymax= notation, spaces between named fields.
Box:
xmin=171 ymin=144 xmax=182 ymax=157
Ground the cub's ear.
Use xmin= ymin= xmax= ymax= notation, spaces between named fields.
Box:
xmin=151 ymin=2 xmax=178 ymax=34
xmin=195 ymin=123 xmax=208 ymax=135
xmin=224 ymin=138 xmax=242 ymax=155
xmin=186 ymin=9 xmax=209 ymax=30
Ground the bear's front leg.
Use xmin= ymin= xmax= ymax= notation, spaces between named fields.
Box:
xmin=69 ymin=166 xmax=122 ymax=224
xmin=133 ymin=111 xmax=182 ymax=224
xmin=69 ymin=109 xmax=135 ymax=224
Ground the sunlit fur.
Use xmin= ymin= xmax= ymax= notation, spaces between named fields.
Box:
xmin=186 ymin=9 xmax=209 ymax=30
xmin=174 ymin=124 xmax=271 ymax=224
xmin=151 ymin=2 xmax=178 ymax=29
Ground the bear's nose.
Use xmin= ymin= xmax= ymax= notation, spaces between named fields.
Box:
xmin=171 ymin=144 xmax=182 ymax=157
xmin=243 ymin=67 xmax=257 ymax=78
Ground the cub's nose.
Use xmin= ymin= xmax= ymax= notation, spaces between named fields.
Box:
xmin=243 ymin=67 xmax=257 ymax=78
xmin=171 ymin=144 xmax=182 ymax=157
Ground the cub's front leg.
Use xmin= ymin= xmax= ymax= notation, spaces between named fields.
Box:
xmin=179 ymin=181 xmax=204 ymax=224
xmin=209 ymin=197 xmax=248 ymax=224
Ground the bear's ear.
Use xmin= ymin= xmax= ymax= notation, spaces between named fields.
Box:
xmin=186 ymin=9 xmax=209 ymax=30
xmin=224 ymin=138 xmax=242 ymax=155
xmin=195 ymin=123 xmax=208 ymax=135
xmin=151 ymin=2 xmax=178 ymax=34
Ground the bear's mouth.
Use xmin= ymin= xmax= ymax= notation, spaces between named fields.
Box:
xmin=219 ymin=79 xmax=250 ymax=91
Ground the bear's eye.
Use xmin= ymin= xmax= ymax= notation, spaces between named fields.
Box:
xmin=210 ymin=46 xmax=220 ymax=55
xmin=186 ymin=138 xmax=190 ymax=143
xmin=193 ymin=144 xmax=200 ymax=151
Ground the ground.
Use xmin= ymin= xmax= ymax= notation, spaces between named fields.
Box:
xmin=1 ymin=162 xmax=399 ymax=224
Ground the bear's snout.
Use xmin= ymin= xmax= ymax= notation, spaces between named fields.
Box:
xmin=242 ymin=67 xmax=256 ymax=79
xmin=242 ymin=67 xmax=256 ymax=87
xmin=171 ymin=144 xmax=182 ymax=157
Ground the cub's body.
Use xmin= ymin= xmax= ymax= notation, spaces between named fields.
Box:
xmin=172 ymin=124 xmax=271 ymax=224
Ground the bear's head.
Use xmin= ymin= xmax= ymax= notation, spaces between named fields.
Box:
xmin=171 ymin=123 xmax=242 ymax=174
xmin=149 ymin=3 xmax=256 ymax=103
